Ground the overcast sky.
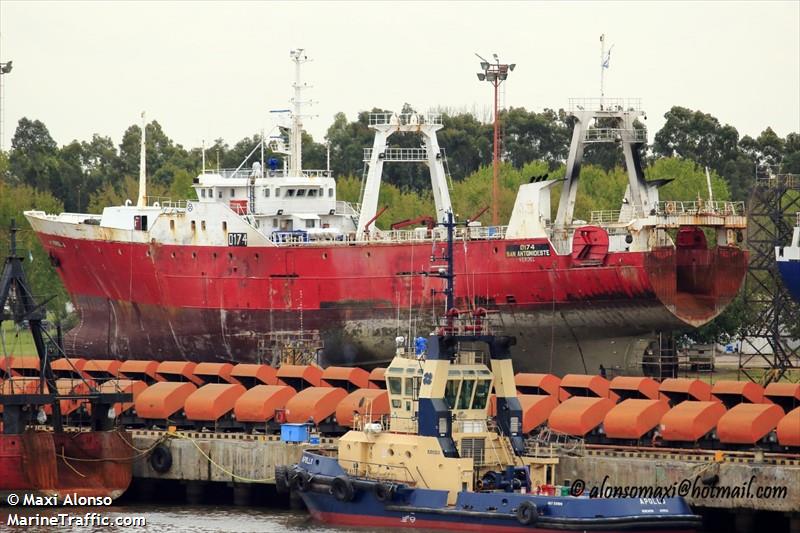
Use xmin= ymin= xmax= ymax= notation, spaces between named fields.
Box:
xmin=1 ymin=1 xmax=798 ymax=153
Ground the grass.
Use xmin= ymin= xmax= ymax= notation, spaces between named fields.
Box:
xmin=0 ymin=321 xmax=38 ymax=358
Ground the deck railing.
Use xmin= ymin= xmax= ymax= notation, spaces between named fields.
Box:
xmin=201 ymin=168 xmax=333 ymax=179
xmin=655 ymin=200 xmax=745 ymax=217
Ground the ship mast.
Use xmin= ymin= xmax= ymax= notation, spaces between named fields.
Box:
xmin=136 ymin=111 xmax=147 ymax=207
xmin=289 ymin=49 xmax=309 ymax=175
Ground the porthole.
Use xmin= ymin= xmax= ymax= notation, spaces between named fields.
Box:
xmin=322 ymin=252 xmax=328 ymax=259
xmin=171 ymin=252 xmax=176 ymax=259
xmin=192 ymin=252 xmax=197 ymax=259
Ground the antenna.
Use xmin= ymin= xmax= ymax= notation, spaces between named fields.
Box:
xmin=289 ymin=48 xmax=311 ymax=175
xmin=600 ymin=34 xmax=614 ymax=108
xmin=201 ymin=139 xmax=206 ymax=174
xmin=136 ymin=111 xmax=146 ymax=207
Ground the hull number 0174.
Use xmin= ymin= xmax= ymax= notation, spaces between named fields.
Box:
xmin=228 ymin=232 xmax=248 ymax=247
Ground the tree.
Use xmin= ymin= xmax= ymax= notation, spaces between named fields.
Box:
xmin=9 ymin=118 xmax=61 ymax=191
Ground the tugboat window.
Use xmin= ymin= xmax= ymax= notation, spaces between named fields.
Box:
xmin=286 ymin=189 xmax=295 ymax=197
xmin=445 ymin=379 xmax=460 ymax=409
xmin=328 ymin=188 xmax=334 ymax=197
xmin=388 ymin=377 xmax=402 ymax=396
xmin=457 ymin=380 xmax=475 ymax=410
xmin=308 ymin=189 xmax=317 ymax=197
xmin=296 ymin=189 xmax=306 ymax=197
xmin=472 ymin=380 xmax=491 ymax=410
xmin=218 ymin=190 xmax=223 ymax=198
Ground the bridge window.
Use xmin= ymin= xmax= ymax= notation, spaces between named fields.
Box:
xmin=472 ymin=380 xmax=491 ymax=410
xmin=170 ymin=220 xmax=175 ymax=230
xmin=222 ymin=221 xmax=227 ymax=231
xmin=273 ymin=218 xmax=278 ymax=228
xmin=201 ymin=189 xmax=206 ymax=198
xmin=444 ymin=379 xmax=460 ymax=409
xmin=457 ymin=380 xmax=475 ymax=410
xmin=207 ymin=188 xmax=212 ymax=197
xmin=275 ymin=188 xmax=280 ymax=197
xmin=286 ymin=189 xmax=295 ymax=197
xmin=230 ymin=188 xmax=235 ymax=197
xmin=305 ymin=219 xmax=315 ymax=229
xmin=308 ymin=189 xmax=317 ymax=197
xmin=328 ymin=188 xmax=334 ymax=197
xmin=388 ymin=377 xmax=401 ymax=396
xmin=201 ymin=220 xmax=206 ymax=231
xmin=296 ymin=189 xmax=306 ymax=197
xmin=264 ymin=188 xmax=270 ymax=198
xmin=218 ymin=190 xmax=222 ymax=199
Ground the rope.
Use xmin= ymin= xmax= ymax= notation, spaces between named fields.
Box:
xmin=166 ymin=431 xmax=276 ymax=483
xmin=56 ymin=431 xmax=168 ymax=463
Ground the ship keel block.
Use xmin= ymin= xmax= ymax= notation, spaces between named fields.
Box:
xmin=776 ymin=406 xmax=800 ymax=447
xmin=660 ymin=401 xmax=726 ymax=442
xmin=514 ymin=373 xmax=561 ymax=397
xmin=603 ymin=399 xmax=670 ymax=440
xmin=230 ymin=364 xmax=279 ymax=387
xmin=335 ymin=389 xmax=389 ymax=427
xmin=548 ymin=397 xmax=615 ymax=436
xmin=518 ymin=394 xmax=559 ymax=433
xmin=659 ymin=378 xmax=713 ymax=403
xmin=284 ymin=387 xmax=348 ymax=425
xmin=233 ymin=385 xmax=296 ymax=423
xmin=135 ymin=382 xmax=198 ymax=420
xmin=183 ymin=383 xmax=247 ymax=421
xmin=716 ymin=403 xmax=785 ymax=445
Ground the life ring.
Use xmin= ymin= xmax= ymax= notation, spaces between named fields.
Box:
xmin=274 ymin=409 xmax=287 ymax=424
xmin=665 ymin=201 xmax=677 ymax=215
xmin=149 ymin=444 xmax=173 ymax=473
xmin=275 ymin=465 xmax=289 ymax=494
xmin=374 ymin=482 xmax=394 ymax=502
xmin=331 ymin=475 xmax=355 ymax=502
xmin=515 ymin=501 xmax=538 ymax=525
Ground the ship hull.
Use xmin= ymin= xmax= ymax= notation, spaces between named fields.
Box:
xmin=0 ymin=430 xmax=133 ymax=502
xmin=32 ymin=226 xmax=747 ymax=374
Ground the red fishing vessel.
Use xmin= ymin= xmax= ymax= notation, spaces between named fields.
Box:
xmin=24 ymin=50 xmax=747 ymax=375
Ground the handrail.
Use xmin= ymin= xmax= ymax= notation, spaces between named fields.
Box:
xmin=656 ymin=200 xmax=745 ymax=217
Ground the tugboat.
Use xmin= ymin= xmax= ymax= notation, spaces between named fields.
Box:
xmin=777 ymin=212 xmax=800 ymax=302
xmin=0 ymin=220 xmax=133 ymax=503
xmin=283 ymin=215 xmax=701 ymax=532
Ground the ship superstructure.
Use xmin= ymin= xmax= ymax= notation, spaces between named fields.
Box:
xmin=24 ymin=51 xmax=749 ymax=375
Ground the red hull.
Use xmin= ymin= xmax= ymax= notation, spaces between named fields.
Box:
xmin=0 ymin=429 xmax=133 ymax=501
xmin=36 ymin=232 xmax=747 ymax=372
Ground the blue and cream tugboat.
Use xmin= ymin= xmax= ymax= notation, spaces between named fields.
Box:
xmin=777 ymin=212 xmax=800 ymax=302
xmin=283 ymin=215 xmax=701 ymax=532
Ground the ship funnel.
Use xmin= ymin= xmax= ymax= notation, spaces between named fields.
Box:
xmin=136 ymin=111 xmax=147 ymax=208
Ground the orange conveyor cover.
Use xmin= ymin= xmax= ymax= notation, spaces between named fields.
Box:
xmin=184 ymin=383 xmax=247 ymax=421
xmin=321 ymin=366 xmax=371 ymax=389
xmin=716 ymin=403 xmax=785 ymax=444
xmin=120 ymin=360 xmax=163 ymax=383
xmin=193 ymin=363 xmax=238 ymax=384
xmin=234 ymin=385 xmax=296 ymax=422
xmin=284 ymin=387 xmax=348 ymax=424
xmin=711 ymin=380 xmax=765 ymax=405
xmin=99 ymin=379 xmax=148 ymax=415
xmin=548 ymin=397 xmax=616 ymax=436
xmin=368 ymin=368 xmax=386 ymax=389
xmin=335 ymin=389 xmax=389 ymax=427
xmin=660 ymin=401 xmax=726 ymax=442
xmin=518 ymin=394 xmax=559 ymax=433
xmin=135 ymin=382 xmax=198 ymax=419
xmin=659 ymin=378 xmax=713 ymax=402
xmin=233 ymin=385 xmax=297 ymax=423
xmin=604 ymin=399 xmax=671 ymax=440
xmin=82 ymin=360 xmax=122 ymax=379
xmin=230 ymin=364 xmax=280 ymax=387
xmin=54 ymin=378 xmax=93 ymax=416
xmin=51 ymin=358 xmax=88 ymax=378
xmin=776 ymin=406 xmax=800 ymax=447
xmin=156 ymin=361 xmax=204 ymax=385
xmin=609 ymin=376 xmax=661 ymax=400
xmin=515 ymin=373 xmax=561 ymax=397
xmin=276 ymin=365 xmax=323 ymax=388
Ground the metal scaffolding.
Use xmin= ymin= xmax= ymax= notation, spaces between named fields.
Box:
xmin=740 ymin=173 xmax=800 ymax=383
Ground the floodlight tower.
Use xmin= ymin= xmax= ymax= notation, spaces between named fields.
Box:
xmin=476 ymin=53 xmax=515 ymax=226
xmin=0 ymin=60 xmax=12 ymax=151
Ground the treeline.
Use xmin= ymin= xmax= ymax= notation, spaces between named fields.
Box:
xmin=0 ymin=105 xmax=798 ymax=339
